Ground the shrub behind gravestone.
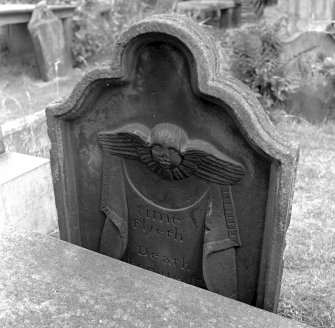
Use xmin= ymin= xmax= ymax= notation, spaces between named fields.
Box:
xmin=71 ymin=0 xmax=154 ymax=65
xmin=230 ymin=22 xmax=300 ymax=110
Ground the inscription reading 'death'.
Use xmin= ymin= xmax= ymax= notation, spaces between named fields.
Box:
xmin=134 ymin=245 xmax=189 ymax=270
xmin=98 ymin=123 xmax=245 ymax=297
xmin=123 ymin=244 xmax=205 ymax=287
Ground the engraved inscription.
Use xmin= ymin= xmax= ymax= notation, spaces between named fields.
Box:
xmin=122 ymin=193 xmax=208 ymax=288
xmin=98 ymin=122 xmax=245 ymax=296
xmin=123 ymin=244 xmax=205 ymax=287
xmin=136 ymin=244 xmax=189 ymax=271
xmin=132 ymin=204 xmax=183 ymax=243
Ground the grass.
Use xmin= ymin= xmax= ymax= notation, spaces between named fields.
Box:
xmin=276 ymin=120 xmax=335 ymax=328
xmin=0 ymin=53 xmax=84 ymax=158
xmin=0 ymin=53 xmax=83 ymax=124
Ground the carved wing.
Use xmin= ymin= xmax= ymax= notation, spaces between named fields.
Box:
xmin=182 ymin=141 xmax=245 ymax=185
xmin=97 ymin=123 xmax=151 ymax=161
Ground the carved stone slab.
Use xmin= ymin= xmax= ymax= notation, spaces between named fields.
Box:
xmin=46 ymin=14 xmax=299 ymax=312
xmin=28 ymin=2 xmax=72 ymax=81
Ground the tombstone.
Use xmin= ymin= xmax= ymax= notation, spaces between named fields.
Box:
xmin=28 ymin=1 xmax=72 ymax=81
xmin=47 ymin=14 xmax=299 ymax=312
xmin=0 ymin=123 xmax=58 ymax=234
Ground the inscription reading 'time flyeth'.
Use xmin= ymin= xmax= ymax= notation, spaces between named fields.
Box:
xmin=132 ymin=204 xmax=184 ymax=243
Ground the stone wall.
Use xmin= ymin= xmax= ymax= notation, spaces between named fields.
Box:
xmin=1 ymin=109 xmax=50 ymax=158
xmin=0 ymin=152 xmax=58 ymax=234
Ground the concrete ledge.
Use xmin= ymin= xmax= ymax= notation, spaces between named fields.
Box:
xmin=1 ymin=109 xmax=50 ymax=157
xmin=0 ymin=4 xmax=76 ymax=27
xmin=0 ymin=152 xmax=57 ymax=234
xmin=0 ymin=231 xmax=307 ymax=327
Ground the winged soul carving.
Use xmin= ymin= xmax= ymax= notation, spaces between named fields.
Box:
xmin=98 ymin=123 xmax=244 ymax=184
xmin=97 ymin=123 xmax=245 ymax=298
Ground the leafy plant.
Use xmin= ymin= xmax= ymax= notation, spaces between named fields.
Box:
xmin=71 ymin=0 xmax=155 ymax=66
xmin=230 ymin=22 xmax=300 ymax=109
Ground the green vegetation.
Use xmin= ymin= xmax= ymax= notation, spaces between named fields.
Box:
xmin=277 ymin=120 xmax=335 ymax=328
xmin=0 ymin=54 xmax=82 ymax=124
xmin=71 ymin=0 xmax=156 ymax=65
xmin=229 ymin=21 xmax=300 ymax=110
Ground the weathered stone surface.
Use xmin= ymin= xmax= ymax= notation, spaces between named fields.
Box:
xmin=0 ymin=231 xmax=308 ymax=328
xmin=285 ymin=80 xmax=335 ymax=123
xmin=4 ymin=23 xmax=34 ymax=54
xmin=1 ymin=109 xmax=50 ymax=157
xmin=47 ymin=14 xmax=299 ymax=312
xmin=27 ymin=1 xmax=71 ymax=81
xmin=0 ymin=152 xmax=58 ymax=234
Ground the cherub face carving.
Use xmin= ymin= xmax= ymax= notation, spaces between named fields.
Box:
xmin=98 ymin=122 xmax=245 ymax=183
xmin=151 ymin=141 xmax=182 ymax=168
xmin=150 ymin=123 xmax=187 ymax=169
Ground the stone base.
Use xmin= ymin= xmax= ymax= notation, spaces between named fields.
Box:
xmin=0 ymin=231 xmax=307 ymax=327
xmin=0 ymin=152 xmax=58 ymax=234
xmin=1 ymin=109 xmax=50 ymax=157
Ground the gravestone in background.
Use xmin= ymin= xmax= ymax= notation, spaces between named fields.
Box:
xmin=28 ymin=1 xmax=72 ymax=81
xmin=47 ymin=14 xmax=299 ymax=312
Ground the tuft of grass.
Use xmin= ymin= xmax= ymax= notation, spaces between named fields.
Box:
xmin=276 ymin=120 xmax=335 ymax=328
xmin=0 ymin=54 xmax=83 ymax=124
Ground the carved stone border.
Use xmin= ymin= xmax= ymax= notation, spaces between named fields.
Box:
xmin=46 ymin=14 xmax=299 ymax=312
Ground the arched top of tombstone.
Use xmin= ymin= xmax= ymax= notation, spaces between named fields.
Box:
xmin=46 ymin=14 xmax=299 ymax=313
xmin=48 ymin=14 xmax=298 ymax=163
